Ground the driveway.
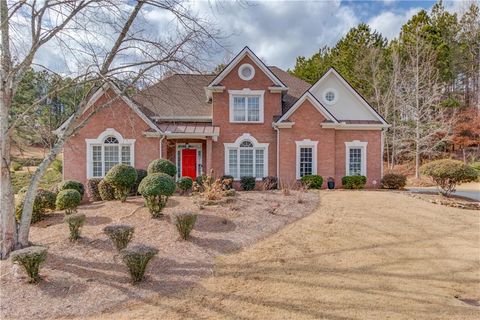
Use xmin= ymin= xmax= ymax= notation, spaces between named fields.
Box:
xmin=408 ymin=182 xmax=479 ymax=201
xmin=86 ymin=191 xmax=480 ymax=320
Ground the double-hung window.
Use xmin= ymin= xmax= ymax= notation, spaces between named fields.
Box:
xmin=229 ymin=90 xmax=264 ymax=123
xmin=295 ymin=139 xmax=318 ymax=179
xmin=345 ymin=141 xmax=367 ymax=176
xmin=225 ymin=134 xmax=268 ymax=180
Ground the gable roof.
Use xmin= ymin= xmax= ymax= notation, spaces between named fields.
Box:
xmin=268 ymin=66 xmax=311 ymax=114
xmin=310 ymin=67 xmax=388 ymax=125
xmin=276 ymin=91 xmax=339 ymax=124
xmin=208 ymin=46 xmax=287 ymax=89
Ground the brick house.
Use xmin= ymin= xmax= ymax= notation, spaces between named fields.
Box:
xmin=60 ymin=46 xmax=389 ymax=188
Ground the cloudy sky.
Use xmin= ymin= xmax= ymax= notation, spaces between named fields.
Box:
xmin=190 ymin=0 xmax=466 ymax=70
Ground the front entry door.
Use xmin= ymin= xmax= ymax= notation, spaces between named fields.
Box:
xmin=181 ymin=149 xmax=197 ymax=179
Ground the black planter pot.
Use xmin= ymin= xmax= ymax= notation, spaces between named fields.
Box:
xmin=327 ymin=180 xmax=335 ymax=190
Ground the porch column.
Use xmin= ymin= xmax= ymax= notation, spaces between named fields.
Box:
xmin=206 ymin=137 xmax=213 ymax=174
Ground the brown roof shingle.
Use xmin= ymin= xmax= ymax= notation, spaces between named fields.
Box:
xmin=268 ymin=66 xmax=311 ymax=114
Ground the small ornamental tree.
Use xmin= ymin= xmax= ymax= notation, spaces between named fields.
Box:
xmin=104 ymin=164 xmax=137 ymax=202
xmin=57 ymin=180 xmax=85 ymax=197
xmin=421 ymin=159 xmax=478 ymax=196
xmin=121 ymin=244 xmax=158 ymax=283
xmin=138 ymin=173 xmax=176 ymax=218
xmin=147 ymin=159 xmax=177 ymax=177
xmin=10 ymin=246 xmax=48 ymax=283
xmin=56 ymin=189 xmax=82 ymax=214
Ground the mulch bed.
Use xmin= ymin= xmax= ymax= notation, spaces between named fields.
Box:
xmin=0 ymin=190 xmax=318 ymax=319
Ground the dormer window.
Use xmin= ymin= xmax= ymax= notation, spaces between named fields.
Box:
xmin=238 ymin=63 xmax=255 ymax=81
xmin=229 ymin=89 xmax=265 ymax=123
xmin=323 ymin=88 xmax=338 ymax=105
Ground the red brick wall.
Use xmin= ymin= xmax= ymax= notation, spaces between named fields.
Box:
xmin=211 ymin=55 xmax=282 ymax=178
xmin=63 ymin=90 xmax=160 ymax=185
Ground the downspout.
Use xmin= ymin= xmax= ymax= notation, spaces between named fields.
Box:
xmin=159 ymin=135 xmax=165 ymax=158
xmin=380 ymin=128 xmax=385 ymax=178
xmin=273 ymin=125 xmax=280 ymax=179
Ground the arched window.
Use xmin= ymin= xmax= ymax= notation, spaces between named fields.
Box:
xmin=224 ymin=134 xmax=269 ymax=180
xmin=86 ymin=129 xmax=135 ymax=178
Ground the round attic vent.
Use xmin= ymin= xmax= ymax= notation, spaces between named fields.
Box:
xmin=238 ymin=63 xmax=255 ymax=81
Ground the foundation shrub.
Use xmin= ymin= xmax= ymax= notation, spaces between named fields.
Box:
xmin=381 ymin=173 xmax=407 ymax=189
xmin=342 ymin=175 xmax=367 ymax=189
xmin=300 ymin=175 xmax=323 ymax=189
xmin=103 ymin=224 xmax=135 ymax=251
xmin=87 ymin=178 xmax=102 ymax=201
xmin=56 ymin=189 xmax=81 ymax=214
xmin=147 ymin=159 xmax=176 ymax=177
xmin=131 ymin=169 xmax=148 ymax=195
xmin=240 ymin=176 xmax=256 ymax=191
xmin=177 ymin=176 xmax=193 ymax=193
xmin=138 ymin=173 xmax=176 ymax=218
xmin=57 ymin=180 xmax=85 ymax=197
xmin=104 ymin=164 xmax=137 ymax=202
xmin=10 ymin=246 xmax=48 ymax=283
xmin=121 ymin=244 xmax=158 ymax=283
xmin=98 ymin=179 xmax=116 ymax=201
xmin=221 ymin=175 xmax=234 ymax=190
xmin=262 ymin=176 xmax=278 ymax=190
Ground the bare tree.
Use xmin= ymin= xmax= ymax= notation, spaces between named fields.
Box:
xmin=1 ymin=0 xmax=220 ymax=258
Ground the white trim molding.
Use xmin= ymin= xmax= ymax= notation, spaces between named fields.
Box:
xmin=345 ymin=140 xmax=368 ymax=176
xmin=85 ymin=128 xmax=136 ymax=179
xmin=295 ymin=139 xmax=318 ymax=179
xmin=323 ymin=87 xmax=338 ymax=105
xmin=224 ymin=133 xmax=269 ymax=180
xmin=228 ymin=89 xmax=265 ymax=123
xmin=175 ymin=143 xmax=203 ymax=179
xmin=238 ymin=63 xmax=255 ymax=81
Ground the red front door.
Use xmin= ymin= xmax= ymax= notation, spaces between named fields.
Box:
xmin=181 ymin=149 xmax=197 ymax=179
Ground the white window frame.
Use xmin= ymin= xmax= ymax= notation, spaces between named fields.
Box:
xmin=86 ymin=128 xmax=135 ymax=179
xmin=175 ymin=143 xmax=203 ymax=179
xmin=238 ymin=63 xmax=255 ymax=81
xmin=345 ymin=140 xmax=367 ymax=176
xmin=295 ymin=139 xmax=318 ymax=179
xmin=228 ymin=89 xmax=265 ymax=123
xmin=224 ymin=133 xmax=269 ymax=180
xmin=323 ymin=87 xmax=338 ymax=105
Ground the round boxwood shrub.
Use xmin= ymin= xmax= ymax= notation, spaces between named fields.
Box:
xmin=103 ymin=224 xmax=135 ymax=251
xmin=57 ymin=180 xmax=85 ymax=197
xmin=131 ymin=169 xmax=148 ymax=195
xmin=87 ymin=178 xmax=102 ymax=201
xmin=15 ymin=189 xmax=57 ymax=223
xmin=10 ymin=246 xmax=48 ymax=283
xmin=240 ymin=176 xmax=256 ymax=191
xmin=138 ymin=173 xmax=176 ymax=218
xmin=421 ymin=159 xmax=478 ymax=196
xmin=147 ymin=159 xmax=177 ymax=177
xmin=121 ymin=244 xmax=158 ymax=283
xmin=98 ymin=179 xmax=116 ymax=201
xmin=301 ymin=175 xmax=323 ymax=189
xmin=381 ymin=173 xmax=407 ymax=189
xmin=64 ymin=213 xmax=86 ymax=241
xmin=342 ymin=175 xmax=367 ymax=189
xmin=56 ymin=189 xmax=81 ymax=214
xmin=177 ymin=176 xmax=193 ymax=193
xmin=104 ymin=164 xmax=137 ymax=202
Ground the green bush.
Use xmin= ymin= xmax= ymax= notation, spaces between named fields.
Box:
xmin=51 ymin=159 xmax=62 ymax=173
xmin=15 ymin=189 xmax=57 ymax=223
xmin=64 ymin=213 xmax=86 ymax=241
xmin=300 ymin=175 xmax=323 ymax=189
xmin=240 ymin=176 xmax=256 ymax=191
xmin=12 ymin=170 xmax=62 ymax=194
xmin=195 ymin=174 xmax=207 ymax=186
xmin=56 ymin=189 xmax=81 ymax=214
xmin=147 ymin=159 xmax=177 ymax=177
xmin=175 ymin=213 xmax=197 ymax=240
xmin=221 ymin=175 xmax=234 ymax=190
xmin=103 ymin=224 xmax=135 ymax=251
xmin=11 ymin=161 xmax=22 ymax=171
xmin=381 ymin=173 xmax=407 ymax=189
xmin=177 ymin=176 xmax=193 ymax=192
xmin=10 ymin=246 xmax=48 ymax=283
xmin=342 ymin=175 xmax=367 ymax=189
xmin=131 ymin=169 xmax=148 ymax=195
xmin=104 ymin=164 xmax=137 ymax=202
xmin=138 ymin=173 xmax=176 ymax=218
xmin=86 ymin=178 xmax=102 ymax=201
xmin=57 ymin=180 xmax=85 ymax=197
xmin=98 ymin=179 xmax=116 ymax=201
xmin=421 ymin=159 xmax=478 ymax=196
xmin=121 ymin=244 xmax=158 ymax=283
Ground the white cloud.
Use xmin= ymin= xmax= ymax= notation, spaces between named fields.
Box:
xmin=368 ymin=8 xmax=420 ymax=40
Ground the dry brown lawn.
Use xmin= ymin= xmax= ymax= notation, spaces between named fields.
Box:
xmin=81 ymin=191 xmax=480 ymax=320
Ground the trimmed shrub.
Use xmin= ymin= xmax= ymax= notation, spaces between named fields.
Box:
xmin=421 ymin=159 xmax=478 ymax=196
xmin=147 ymin=159 xmax=177 ymax=177
xmin=64 ymin=213 xmax=86 ymax=240
xmin=301 ymin=175 xmax=323 ymax=189
xmin=221 ymin=175 xmax=234 ymax=190
xmin=15 ymin=189 xmax=57 ymax=223
xmin=342 ymin=176 xmax=367 ymax=189
xmin=104 ymin=164 xmax=137 ymax=202
xmin=175 ymin=213 xmax=197 ymax=240
xmin=195 ymin=174 xmax=206 ymax=186
xmin=177 ymin=176 xmax=193 ymax=192
xmin=131 ymin=169 xmax=148 ymax=195
xmin=10 ymin=246 xmax=48 ymax=283
xmin=87 ymin=178 xmax=102 ymax=201
xmin=240 ymin=176 xmax=256 ymax=191
xmin=103 ymin=224 xmax=135 ymax=251
xmin=56 ymin=189 xmax=81 ymax=214
xmin=51 ymin=159 xmax=62 ymax=173
xmin=262 ymin=176 xmax=278 ymax=190
xmin=11 ymin=161 xmax=22 ymax=171
xmin=57 ymin=180 xmax=85 ymax=197
xmin=381 ymin=173 xmax=407 ymax=189
xmin=121 ymin=244 xmax=158 ymax=283
xmin=138 ymin=173 xmax=176 ymax=218
xmin=98 ymin=179 xmax=116 ymax=201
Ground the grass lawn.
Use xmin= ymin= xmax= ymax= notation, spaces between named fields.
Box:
xmin=89 ymin=191 xmax=480 ymax=320
xmin=11 ymin=168 xmax=61 ymax=193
